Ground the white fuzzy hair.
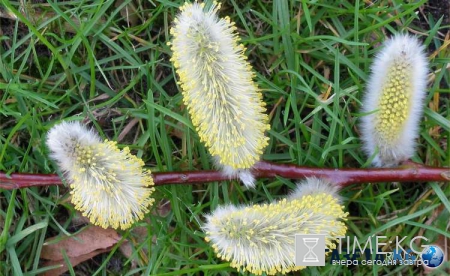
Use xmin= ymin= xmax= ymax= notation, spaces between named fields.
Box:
xmin=214 ymin=156 xmax=256 ymax=188
xmin=203 ymin=189 xmax=347 ymax=275
xmin=46 ymin=121 xmax=155 ymax=230
xmin=46 ymin=121 xmax=100 ymax=172
xmin=289 ymin=177 xmax=342 ymax=203
xmin=360 ymin=34 xmax=428 ymax=167
xmin=170 ymin=2 xmax=269 ymax=187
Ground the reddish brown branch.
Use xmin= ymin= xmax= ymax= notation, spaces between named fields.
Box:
xmin=253 ymin=161 xmax=450 ymax=186
xmin=1 ymin=161 xmax=449 ymax=190
xmin=0 ymin=173 xmax=63 ymax=189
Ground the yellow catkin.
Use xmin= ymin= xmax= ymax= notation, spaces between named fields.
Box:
xmin=47 ymin=122 xmax=155 ymax=230
xmin=170 ymin=2 xmax=270 ymax=170
xmin=360 ymin=34 xmax=428 ymax=166
xmin=204 ymin=189 xmax=348 ymax=275
xmin=374 ymin=62 xmax=412 ymax=143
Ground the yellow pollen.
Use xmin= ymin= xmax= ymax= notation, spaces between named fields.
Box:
xmin=374 ymin=60 xmax=412 ymax=144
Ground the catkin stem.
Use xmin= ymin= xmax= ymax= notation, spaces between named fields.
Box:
xmin=1 ymin=161 xmax=449 ymax=190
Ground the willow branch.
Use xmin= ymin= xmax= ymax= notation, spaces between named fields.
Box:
xmin=1 ymin=161 xmax=449 ymax=190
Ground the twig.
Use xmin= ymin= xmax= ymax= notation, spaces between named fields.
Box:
xmin=1 ymin=161 xmax=449 ymax=190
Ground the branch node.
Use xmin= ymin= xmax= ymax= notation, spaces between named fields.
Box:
xmin=441 ymin=170 xmax=450 ymax=181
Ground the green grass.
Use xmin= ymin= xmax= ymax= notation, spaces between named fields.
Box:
xmin=1 ymin=0 xmax=449 ymax=275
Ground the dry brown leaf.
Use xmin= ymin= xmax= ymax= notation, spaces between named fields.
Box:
xmin=41 ymin=226 xmax=121 ymax=261
xmin=42 ymin=247 xmax=112 ymax=276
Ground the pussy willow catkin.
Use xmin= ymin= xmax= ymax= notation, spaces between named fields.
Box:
xmin=46 ymin=121 xmax=155 ymax=230
xmin=204 ymin=178 xmax=348 ymax=275
xmin=360 ymin=34 xmax=428 ymax=166
xmin=169 ymin=2 xmax=270 ymax=187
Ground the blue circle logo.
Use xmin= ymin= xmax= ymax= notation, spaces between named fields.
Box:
xmin=421 ymin=245 xmax=444 ymax=268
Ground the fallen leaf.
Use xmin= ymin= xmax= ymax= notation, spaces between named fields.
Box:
xmin=41 ymin=247 xmax=112 ymax=276
xmin=41 ymin=226 xmax=121 ymax=261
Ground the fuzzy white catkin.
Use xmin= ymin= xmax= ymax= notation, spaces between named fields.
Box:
xmin=360 ymin=34 xmax=428 ymax=167
xmin=169 ymin=2 xmax=270 ymax=187
xmin=289 ymin=177 xmax=342 ymax=202
xmin=46 ymin=121 xmax=155 ymax=230
xmin=203 ymin=177 xmax=348 ymax=275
